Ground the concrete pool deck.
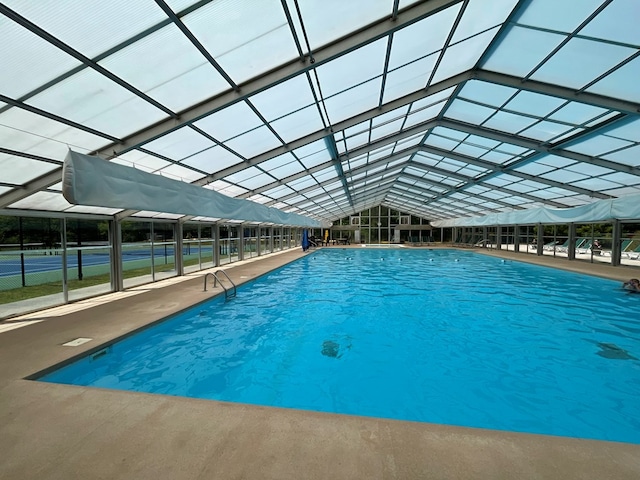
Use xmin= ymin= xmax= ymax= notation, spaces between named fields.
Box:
xmin=1 ymin=246 xmax=639 ymax=479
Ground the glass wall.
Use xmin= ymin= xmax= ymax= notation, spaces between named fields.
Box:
xmin=332 ymin=206 xmax=431 ymax=244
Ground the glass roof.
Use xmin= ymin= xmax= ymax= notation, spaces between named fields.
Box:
xmin=1 ymin=0 xmax=638 ymax=224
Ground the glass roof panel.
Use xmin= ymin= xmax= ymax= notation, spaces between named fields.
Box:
xmin=504 ymin=91 xmax=566 ymax=118
xmin=260 ymin=152 xmax=297 ymax=172
xmin=519 ymin=121 xmax=574 ymax=142
xmin=8 ymin=191 xmax=71 ymax=211
xmin=382 ymin=53 xmax=439 ymax=103
xmin=432 ymin=26 xmax=500 ymax=84
xmin=291 ymin=0 xmax=391 ymax=50
xmin=270 ymin=106 xmax=325 ymax=144
xmin=601 ymin=117 xmax=640 ymax=142
xmin=180 ymin=145 xmax=243 ymax=174
xmin=604 ymin=147 xmax=640 ymax=170
xmin=531 ymin=38 xmax=636 ymax=89
xmin=314 ymin=39 xmax=386 ymax=98
xmin=548 ymin=102 xmax=608 ymax=124
xmin=99 ymin=24 xmax=229 ymax=112
xmin=322 ymin=79 xmax=382 ymax=124
xmin=515 ymin=0 xmax=602 ymax=33
xmin=114 ymin=150 xmax=170 ymax=172
xmin=387 ymin=4 xmax=461 ymax=70
xmin=0 ymin=153 xmax=58 ymax=184
xmin=483 ymin=111 xmax=539 ymax=134
xmin=451 ymin=0 xmax=518 ymax=43
xmin=369 ymin=118 xmax=406 ymax=142
xmin=223 ymin=126 xmax=282 ymax=159
xmin=586 ymin=55 xmax=640 ymax=103
xmin=26 ymin=68 xmax=167 ymax=138
xmin=580 ymin=0 xmax=640 ymax=46
xmin=0 ymin=16 xmax=82 ymax=99
xmin=268 ymin=161 xmax=306 ymax=179
xmin=458 ymin=80 xmax=518 ymax=106
xmin=157 ymin=163 xmax=204 ymax=182
xmin=481 ymin=25 xmax=566 ymax=77
xmin=143 ymin=126 xmax=215 ymax=160
xmin=3 ymin=0 xmax=166 ymax=58
xmin=565 ymin=136 xmax=633 ymax=156
xmin=183 ymin=0 xmax=298 ymax=84
xmin=194 ymin=101 xmax=263 ymax=142
xmin=443 ymin=99 xmax=495 ymax=125
xmin=402 ymin=102 xmax=444 ymax=129
xmin=0 ymin=108 xmax=108 ymax=158
xmin=250 ymin=74 xmax=316 ymax=121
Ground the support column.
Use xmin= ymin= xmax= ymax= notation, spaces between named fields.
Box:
xmin=175 ymin=222 xmax=184 ymax=276
xmin=238 ymin=224 xmax=245 ymax=261
xmin=61 ymin=218 xmax=68 ymax=303
xmin=536 ymin=223 xmax=544 ymax=256
xmin=611 ymin=220 xmax=621 ymax=267
xmin=568 ymin=224 xmax=577 ymax=260
xmin=214 ymin=223 xmax=220 ymax=267
xmin=496 ymin=226 xmax=502 ymax=250
xmin=257 ymin=225 xmax=262 ymax=257
xmin=514 ymin=224 xmax=520 ymax=253
xmin=109 ymin=218 xmax=123 ymax=291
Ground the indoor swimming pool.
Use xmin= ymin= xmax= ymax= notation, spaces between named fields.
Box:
xmin=39 ymin=248 xmax=640 ymax=444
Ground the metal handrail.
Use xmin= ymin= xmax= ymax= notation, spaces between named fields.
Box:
xmin=203 ymin=270 xmax=237 ymax=299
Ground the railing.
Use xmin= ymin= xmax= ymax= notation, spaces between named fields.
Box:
xmin=203 ymin=270 xmax=237 ymax=299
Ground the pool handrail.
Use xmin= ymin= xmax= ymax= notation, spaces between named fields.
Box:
xmin=203 ymin=270 xmax=237 ymax=299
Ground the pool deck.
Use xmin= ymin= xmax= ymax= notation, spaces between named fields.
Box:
xmin=1 ymin=245 xmax=639 ymax=480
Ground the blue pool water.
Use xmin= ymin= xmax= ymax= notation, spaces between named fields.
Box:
xmin=40 ymin=248 xmax=640 ymax=443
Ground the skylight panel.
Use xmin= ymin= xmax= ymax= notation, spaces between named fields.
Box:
xmin=260 ymin=152 xmax=297 ymax=172
xmin=262 ymin=185 xmax=295 ymax=198
xmin=423 ymin=135 xmax=460 ymax=151
xmin=571 ymin=177 xmax=621 ymax=191
xmin=99 ymin=24 xmax=229 ymax=112
xmin=453 ymin=143 xmax=489 ymax=158
xmin=114 ymin=150 xmax=170 ymax=172
xmin=0 ymin=108 xmax=106 ymax=159
xmin=181 ymin=145 xmax=243 ymax=174
xmin=479 ymin=150 xmax=515 ymax=164
xmin=531 ymin=38 xmax=636 ymax=89
xmin=322 ymin=79 xmax=382 ymax=124
xmin=270 ymin=106 xmax=325 ymax=144
xmin=235 ymin=172 xmax=275 ymax=191
xmin=481 ymin=26 xmax=566 ymax=77
xmin=600 ymin=118 xmax=640 ymax=142
xmin=315 ymin=39 xmax=386 ymax=98
xmin=0 ymin=153 xmax=58 ymax=184
xmin=144 ymin=126 xmax=215 ymax=160
xmin=602 ymin=144 xmax=640 ymax=167
xmin=504 ymin=91 xmax=566 ymax=118
xmin=520 ymin=121 xmax=574 ymax=142
xmin=402 ymin=101 xmax=444 ymax=129
xmin=586 ymin=56 xmax=640 ymax=103
xmin=224 ymin=126 xmax=282 ymax=158
xmin=516 ymin=0 xmax=603 ymax=33
xmin=576 ymin=0 xmax=640 ymax=47
xmin=249 ymin=74 xmax=316 ymax=121
xmin=565 ymin=162 xmax=613 ymax=176
xmin=26 ymin=68 xmax=167 ymax=138
xmin=194 ymin=101 xmax=263 ymax=142
xmin=389 ymin=5 xmax=461 ymax=71
xmin=345 ymin=131 xmax=370 ymax=151
xmin=459 ymin=80 xmax=518 ymax=106
xmin=155 ymin=164 xmax=203 ymax=183
xmin=444 ymin=99 xmax=495 ymax=125
xmin=3 ymin=0 xmax=166 ymax=59
xmin=548 ymin=102 xmax=608 ymax=124
xmin=296 ymin=149 xmax=331 ymax=170
xmin=432 ymin=126 xmax=468 ymax=141
xmin=269 ymin=161 xmax=306 ymax=179
xmin=432 ymin=26 xmax=500 ymax=84
xmin=183 ymin=0 xmax=298 ymax=84
xmin=540 ymin=169 xmax=588 ymax=183
xmin=512 ymin=161 xmax=555 ymax=176
xmin=289 ymin=0 xmax=390 ymax=50
xmin=370 ymin=119 xmax=405 ymax=142
xmin=565 ymin=135 xmax=633 ymax=156
xmin=8 ymin=191 xmax=70 ymax=211
xmin=0 ymin=17 xmax=82 ymax=99
xmin=451 ymin=0 xmax=518 ymax=43
xmin=483 ymin=111 xmax=538 ymax=134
